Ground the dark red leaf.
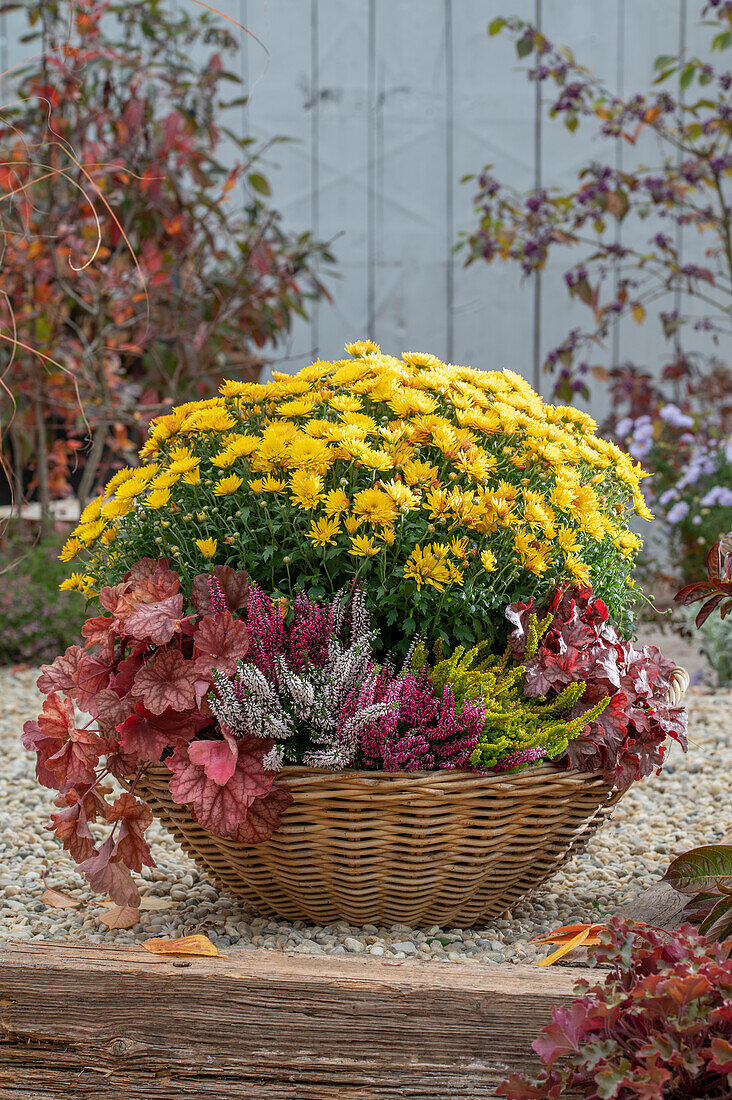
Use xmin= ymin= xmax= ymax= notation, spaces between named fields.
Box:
xmin=48 ymin=790 xmax=97 ymax=862
xmin=118 ymin=706 xmax=200 ymax=761
xmin=37 ymin=645 xmax=86 ymax=696
xmin=227 ymin=783 xmax=293 ymax=844
xmin=167 ymin=736 xmax=272 ymax=836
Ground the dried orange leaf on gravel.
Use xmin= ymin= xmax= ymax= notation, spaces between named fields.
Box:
xmin=40 ymin=887 xmax=81 ymax=910
xmin=142 ymin=934 xmax=222 ymax=957
xmin=99 ymin=905 xmax=140 ymax=930
xmin=537 ymin=928 xmax=592 ymax=966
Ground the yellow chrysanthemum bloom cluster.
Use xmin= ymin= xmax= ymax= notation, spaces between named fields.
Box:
xmin=63 ymin=342 xmax=650 ymax=655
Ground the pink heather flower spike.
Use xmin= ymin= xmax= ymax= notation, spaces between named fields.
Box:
xmin=207 ymin=573 xmax=228 ymax=615
xmin=493 ymin=745 xmax=549 ymax=771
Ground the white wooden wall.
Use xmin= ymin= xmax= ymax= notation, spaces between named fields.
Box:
xmin=2 ymin=1 xmax=721 ymax=417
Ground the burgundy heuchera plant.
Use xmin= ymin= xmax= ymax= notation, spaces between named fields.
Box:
xmin=507 ymin=588 xmax=688 ymax=789
xmin=23 ymin=558 xmax=292 ymax=907
xmin=498 ymin=919 xmax=732 ymax=1100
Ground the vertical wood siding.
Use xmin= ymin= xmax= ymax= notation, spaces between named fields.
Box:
xmin=1 ymin=2 xmax=715 ymax=415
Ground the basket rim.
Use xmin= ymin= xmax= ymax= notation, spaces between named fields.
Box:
xmin=141 ymin=759 xmax=614 ymax=785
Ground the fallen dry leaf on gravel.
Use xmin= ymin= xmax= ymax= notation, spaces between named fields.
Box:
xmin=142 ymin=934 xmax=222 ymax=957
xmin=98 ymin=905 xmax=140 ymax=930
xmin=40 ymin=888 xmax=81 ymax=910
xmin=100 ymin=895 xmax=177 ymax=912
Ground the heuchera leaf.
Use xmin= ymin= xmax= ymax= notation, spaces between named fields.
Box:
xmin=118 ymin=706 xmax=199 ymax=762
xmin=124 ymin=593 xmax=185 ymax=645
xmin=77 ymin=835 xmax=141 ymax=908
xmin=191 ymin=565 xmax=249 ymax=615
xmin=226 ymin=783 xmax=293 ymax=844
xmin=106 ymin=792 xmax=154 ymax=873
xmin=192 ymin=610 xmax=250 ymax=676
xmin=167 ymin=736 xmax=273 ymax=836
xmin=132 ymin=649 xmax=199 ymax=715
xmin=23 ymin=693 xmax=104 ymax=789
xmin=188 ymin=730 xmax=239 ymax=785
xmin=48 ymin=789 xmax=97 ymax=862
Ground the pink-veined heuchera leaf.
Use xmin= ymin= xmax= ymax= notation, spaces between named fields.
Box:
xmin=166 ymin=737 xmax=273 ymax=836
xmin=132 ymin=649 xmax=198 ymax=715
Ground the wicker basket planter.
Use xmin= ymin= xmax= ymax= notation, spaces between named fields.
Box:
xmin=137 ymin=666 xmax=690 ymax=928
xmin=137 ymin=764 xmax=617 ymax=927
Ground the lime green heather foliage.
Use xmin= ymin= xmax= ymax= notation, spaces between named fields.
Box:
xmin=414 ymin=614 xmax=610 ymax=769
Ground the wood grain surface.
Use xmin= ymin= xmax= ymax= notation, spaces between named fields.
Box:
xmin=0 ymin=941 xmax=592 ymax=1099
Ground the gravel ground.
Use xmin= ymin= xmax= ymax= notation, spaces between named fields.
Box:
xmin=1 ymin=666 xmax=729 ymax=964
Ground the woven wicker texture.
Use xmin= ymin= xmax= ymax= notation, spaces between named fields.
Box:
xmin=136 ymin=667 xmax=689 ymax=928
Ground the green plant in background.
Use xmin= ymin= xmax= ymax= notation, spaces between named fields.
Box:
xmin=0 ymin=532 xmax=86 ymax=665
xmin=681 ymin=605 xmax=732 ymax=685
xmin=415 ymin=613 xmax=610 ymax=770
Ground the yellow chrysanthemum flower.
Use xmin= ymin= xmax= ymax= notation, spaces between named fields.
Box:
xmin=59 ymin=572 xmax=87 ymax=591
xmin=101 ymin=498 xmax=133 ymax=521
xmin=182 ymin=467 xmax=202 ymax=486
xmin=349 ymin=534 xmax=380 ymax=558
xmin=196 ymin=537 xmax=217 ymax=559
xmin=309 ymin=516 xmax=340 ymax=548
xmin=352 ymin=487 xmax=397 ymax=527
xmin=403 ymin=545 xmax=451 ymax=592
xmin=289 ymin=470 xmax=324 ymax=510
xmin=480 ymin=548 xmax=497 ymax=572
xmin=214 ymin=474 xmax=244 ymax=497
xmin=344 ymin=514 xmax=362 ymax=535
xmin=58 ymin=536 xmax=81 ymax=562
xmin=145 ymin=488 xmax=171 ymax=510
xmin=323 ymin=489 xmax=349 ymax=517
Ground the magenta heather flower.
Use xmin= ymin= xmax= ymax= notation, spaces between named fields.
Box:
xmin=359 ymin=669 xmax=484 ymax=771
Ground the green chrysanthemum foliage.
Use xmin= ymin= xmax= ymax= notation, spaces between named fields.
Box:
xmin=414 ymin=612 xmax=610 ymax=770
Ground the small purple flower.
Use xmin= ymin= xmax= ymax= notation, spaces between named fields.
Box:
xmin=666 ymin=501 xmax=690 ymax=525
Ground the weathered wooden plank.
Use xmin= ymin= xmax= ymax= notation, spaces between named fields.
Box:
xmin=0 ymin=942 xmax=591 ymax=1099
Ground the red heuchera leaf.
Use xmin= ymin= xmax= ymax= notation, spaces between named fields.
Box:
xmin=191 ymin=566 xmax=249 ymax=615
xmin=21 ymin=720 xmax=58 ymax=788
xmin=118 ymin=706 xmax=201 ymax=762
xmin=192 ymin=610 xmax=250 ymax=676
xmin=132 ymin=649 xmax=198 ymax=715
xmin=124 ymin=593 xmax=185 ymax=645
xmin=188 ymin=730 xmax=239 ymax=785
xmin=167 ymin=736 xmax=273 ymax=836
xmin=37 ymin=645 xmax=86 ymax=696
xmin=77 ymin=835 xmax=140 ymax=908
xmin=73 ymin=653 xmax=113 ymax=709
xmin=508 ymin=588 xmax=688 ymax=790
xmin=106 ymin=792 xmax=154 ymax=873
xmin=24 ymin=693 xmax=104 ymax=789
xmin=85 ymin=688 xmax=135 ymax=734
xmin=48 ymin=790 xmax=97 ymax=862
xmin=227 ymin=784 xmax=293 ymax=844
xmin=81 ymin=615 xmax=116 ymax=660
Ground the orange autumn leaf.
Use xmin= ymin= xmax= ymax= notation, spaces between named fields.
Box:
xmin=142 ymin=934 xmax=222 ymax=958
xmin=99 ymin=905 xmax=140 ymax=930
xmin=530 ymin=922 xmax=609 ymax=946
xmin=532 ymin=921 xmax=649 ymax=965
xmin=40 ymin=887 xmax=81 ymax=910
xmin=537 ymin=927 xmax=592 ymax=966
